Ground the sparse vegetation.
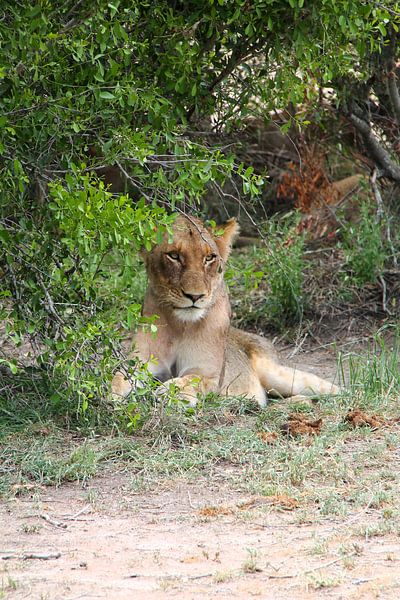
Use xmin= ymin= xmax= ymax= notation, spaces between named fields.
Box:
xmin=341 ymin=199 xmax=392 ymax=286
xmin=242 ymin=548 xmax=262 ymax=574
xmin=1 ymin=2 xmax=400 ymax=599
xmin=307 ymin=574 xmax=342 ymax=590
xmin=1 ymin=332 xmax=399 ymax=534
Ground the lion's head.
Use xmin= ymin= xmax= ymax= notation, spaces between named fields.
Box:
xmin=142 ymin=215 xmax=239 ymax=322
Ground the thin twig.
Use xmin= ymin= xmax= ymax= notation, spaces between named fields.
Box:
xmin=378 ymin=275 xmax=392 ymax=315
xmin=370 ymin=168 xmax=384 ymax=223
xmin=40 ymin=513 xmax=68 ymax=529
xmin=187 ymin=490 xmax=196 ymax=509
xmin=267 ymin=552 xmax=357 ymax=579
xmin=63 ymin=505 xmax=91 ymax=520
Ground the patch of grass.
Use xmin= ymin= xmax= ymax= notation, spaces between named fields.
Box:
xmin=241 ymin=548 xmax=262 ymax=574
xmin=308 ymin=535 xmax=329 ymax=556
xmin=0 ymin=371 xmax=59 ymax=435
xmin=340 ymin=326 xmax=400 ymax=404
xmin=356 ymin=518 xmax=400 ymax=539
xmin=0 ymin=576 xmax=18 ymax=595
xmin=212 ymin=570 xmax=236 ymax=584
xmin=0 ymin=434 xmax=100 ymax=495
xmin=307 ymin=573 xmax=342 ymax=590
xmin=340 ymin=199 xmax=391 ymax=286
xmin=227 ymin=213 xmax=305 ymax=331
xmin=1 ymin=330 xmax=399 ymax=532
xmin=21 ymin=523 xmax=42 ymax=534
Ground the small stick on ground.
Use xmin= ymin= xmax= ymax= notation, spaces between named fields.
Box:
xmin=187 ymin=490 xmax=196 ymax=509
xmin=267 ymin=552 xmax=357 ymax=579
xmin=41 ymin=513 xmax=68 ymax=529
xmin=63 ymin=505 xmax=91 ymax=521
xmin=2 ymin=551 xmax=61 ymax=561
xmin=304 ymin=552 xmax=357 ymax=575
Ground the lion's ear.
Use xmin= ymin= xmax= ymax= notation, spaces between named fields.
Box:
xmin=214 ymin=218 xmax=240 ymax=261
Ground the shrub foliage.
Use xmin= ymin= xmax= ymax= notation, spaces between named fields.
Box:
xmin=0 ymin=1 xmax=398 ymax=414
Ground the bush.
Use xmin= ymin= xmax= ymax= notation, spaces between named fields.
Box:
xmin=227 ymin=214 xmax=305 ymax=331
xmin=1 ymin=1 xmax=397 ymax=422
xmin=341 ymin=200 xmax=390 ymax=286
xmin=261 ymin=215 xmax=305 ymax=328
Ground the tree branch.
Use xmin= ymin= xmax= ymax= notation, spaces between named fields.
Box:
xmin=386 ymin=66 xmax=400 ymax=127
xmin=348 ymin=112 xmax=400 ymax=182
xmin=186 ymin=40 xmax=265 ymax=121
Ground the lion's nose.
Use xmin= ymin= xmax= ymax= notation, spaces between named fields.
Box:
xmin=182 ymin=291 xmax=205 ymax=304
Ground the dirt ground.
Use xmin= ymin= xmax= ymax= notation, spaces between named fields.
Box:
xmin=1 ymin=473 xmax=400 ymax=600
xmin=1 ymin=339 xmax=400 ymax=600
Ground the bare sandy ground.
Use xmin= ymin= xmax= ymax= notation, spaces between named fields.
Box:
xmin=1 ymin=471 xmax=400 ymax=600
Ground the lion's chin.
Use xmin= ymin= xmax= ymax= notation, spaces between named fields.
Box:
xmin=173 ymin=307 xmax=207 ymax=322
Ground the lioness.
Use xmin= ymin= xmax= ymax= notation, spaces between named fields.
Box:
xmin=112 ymin=215 xmax=340 ymax=405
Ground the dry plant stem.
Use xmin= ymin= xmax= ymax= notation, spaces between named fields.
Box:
xmin=378 ymin=275 xmax=391 ymax=315
xmin=370 ymin=169 xmax=384 ymax=223
xmin=126 ymin=572 xmax=213 ymax=580
xmin=62 ymin=505 xmax=91 ymax=520
xmin=370 ymin=170 xmax=392 ymax=315
xmin=37 ymin=275 xmax=64 ymax=326
xmin=114 ymin=159 xmax=152 ymax=202
xmin=267 ymin=552 xmax=357 ymax=579
xmin=287 ymin=333 xmax=308 ymax=359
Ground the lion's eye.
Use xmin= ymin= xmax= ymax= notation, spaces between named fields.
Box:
xmin=166 ymin=251 xmax=180 ymax=261
xmin=204 ymin=254 xmax=216 ymax=263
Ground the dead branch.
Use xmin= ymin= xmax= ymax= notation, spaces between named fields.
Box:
xmin=387 ymin=68 xmax=400 ymax=126
xmin=349 ymin=113 xmax=400 ymax=182
xmin=2 ymin=551 xmax=61 ymax=561
xmin=40 ymin=513 xmax=68 ymax=529
xmin=62 ymin=504 xmax=91 ymax=520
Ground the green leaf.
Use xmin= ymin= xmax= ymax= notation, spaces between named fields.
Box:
xmin=99 ymin=91 xmax=116 ymax=100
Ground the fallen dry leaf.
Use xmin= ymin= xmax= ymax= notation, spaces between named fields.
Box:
xmin=222 ymin=411 xmax=237 ymax=424
xmin=281 ymin=413 xmax=322 ymax=436
xmin=198 ymin=505 xmax=233 ymax=517
xmin=257 ymin=431 xmax=279 ymax=444
xmin=345 ymin=409 xmax=386 ymax=429
xmin=11 ymin=483 xmax=45 ymax=495
xmin=265 ymin=494 xmax=299 ymax=510
xmin=237 ymin=494 xmax=299 ymax=511
xmin=180 ymin=555 xmax=203 ymax=563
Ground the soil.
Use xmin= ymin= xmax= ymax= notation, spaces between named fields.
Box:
xmin=2 ymin=472 xmax=400 ymax=600
xmin=1 ymin=340 xmax=400 ymax=599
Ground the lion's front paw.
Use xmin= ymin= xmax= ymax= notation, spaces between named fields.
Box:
xmin=156 ymin=375 xmax=201 ymax=407
xmin=111 ymin=372 xmax=133 ymax=399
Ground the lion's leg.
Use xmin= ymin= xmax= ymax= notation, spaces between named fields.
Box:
xmin=252 ymin=355 xmax=341 ymax=398
xmin=111 ymin=371 xmax=138 ymax=398
xmin=222 ymin=375 xmax=268 ymax=408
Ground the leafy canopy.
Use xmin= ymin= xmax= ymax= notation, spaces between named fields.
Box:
xmin=0 ymin=0 xmax=397 ymax=415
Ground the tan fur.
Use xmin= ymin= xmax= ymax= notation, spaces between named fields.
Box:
xmin=112 ymin=215 xmax=340 ymax=406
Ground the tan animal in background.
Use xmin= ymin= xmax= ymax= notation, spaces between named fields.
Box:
xmin=112 ymin=215 xmax=340 ymax=405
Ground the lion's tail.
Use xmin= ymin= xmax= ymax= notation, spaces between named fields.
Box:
xmin=252 ymin=354 xmax=341 ymax=398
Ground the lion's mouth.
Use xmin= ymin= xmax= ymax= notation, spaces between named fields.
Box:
xmin=174 ymin=305 xmax=202 ymax=310
xmin=172 ymin=305 xmax=207 ymax=322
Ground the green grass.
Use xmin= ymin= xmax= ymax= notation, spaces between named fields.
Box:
xmin=1 ymin=303 xmax=399 ymax=528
